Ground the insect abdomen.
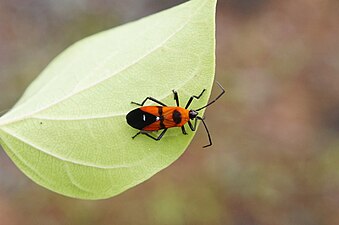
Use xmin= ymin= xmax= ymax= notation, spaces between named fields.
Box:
xmin=126 ymin=108 xmax=157 ymax=130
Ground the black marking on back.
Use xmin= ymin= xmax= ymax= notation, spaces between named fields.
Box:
xmin=160 ymin=120 xmax=165 ymax=129
xmin=126 ymin=108 xmax=157 ymax=130
xmin=157 ymin=106 xmax=163 ymax=115
xmin=157 ymin=106 xmax=166 ymax=129
xmin=173 ymin=110 xmax=182 ymax=124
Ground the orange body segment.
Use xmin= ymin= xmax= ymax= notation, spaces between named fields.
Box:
xmin=140 ymin=106 xmax=190 ymax=131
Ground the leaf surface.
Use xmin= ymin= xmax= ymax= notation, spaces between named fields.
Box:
xmin=0 ymin=0 xmax=217 ymax=199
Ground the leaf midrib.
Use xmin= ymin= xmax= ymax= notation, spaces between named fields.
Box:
xmin=0 ymin=126 xmax=157 ymax=169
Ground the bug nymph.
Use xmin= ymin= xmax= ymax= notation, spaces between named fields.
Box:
xmin=126 ymin=82 xmax=225 ymax=148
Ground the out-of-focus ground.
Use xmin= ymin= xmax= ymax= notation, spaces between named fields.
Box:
xmin=0 ymin=0 xmax=338 ymax=224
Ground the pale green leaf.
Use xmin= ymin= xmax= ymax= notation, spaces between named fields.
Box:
xmin=0 ymin=0 xmax=217 ymax=199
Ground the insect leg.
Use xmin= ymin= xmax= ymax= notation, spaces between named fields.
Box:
xmin=185 ymin=89 xmax=206 ymax=109
xmin=131 ymin=97 xmax=167 ymax=106
xmin=181 ymin=125 xmax=188 ymax=135
xmin=132 ymin=132 xmax=141 ymax=139
xmin=188 ymin=119 xmax=198 ymax=131
xmin=195 ymin=81 xmax=225 ymax=111
xmin=142 ymin=129 xmax=168 ymax=141
xmin=172 ymin=90 xmax=180 ymax=107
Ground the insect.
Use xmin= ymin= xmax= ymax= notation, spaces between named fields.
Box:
xmin=126 ymin=82 xmax=225 ymax=148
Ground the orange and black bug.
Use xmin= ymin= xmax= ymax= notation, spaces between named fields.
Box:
xmin=126 ymin=82 xmax=225 ymax=148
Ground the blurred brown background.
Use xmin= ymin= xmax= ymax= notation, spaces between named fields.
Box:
xmin=0 ymin=0 xmax=339 ymax=224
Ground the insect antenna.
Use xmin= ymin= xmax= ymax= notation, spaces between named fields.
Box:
xmin=195 ymin=81 xmax=225 ymax=112
xmin=197 ymin=116 xmax=212 ymax=148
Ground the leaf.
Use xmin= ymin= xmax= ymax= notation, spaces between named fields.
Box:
xmin=0 ymin=0 xmax=217 ymax=199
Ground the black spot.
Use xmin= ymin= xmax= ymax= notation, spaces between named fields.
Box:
xmin=173 ymin=110 xmax=182 ymax=124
